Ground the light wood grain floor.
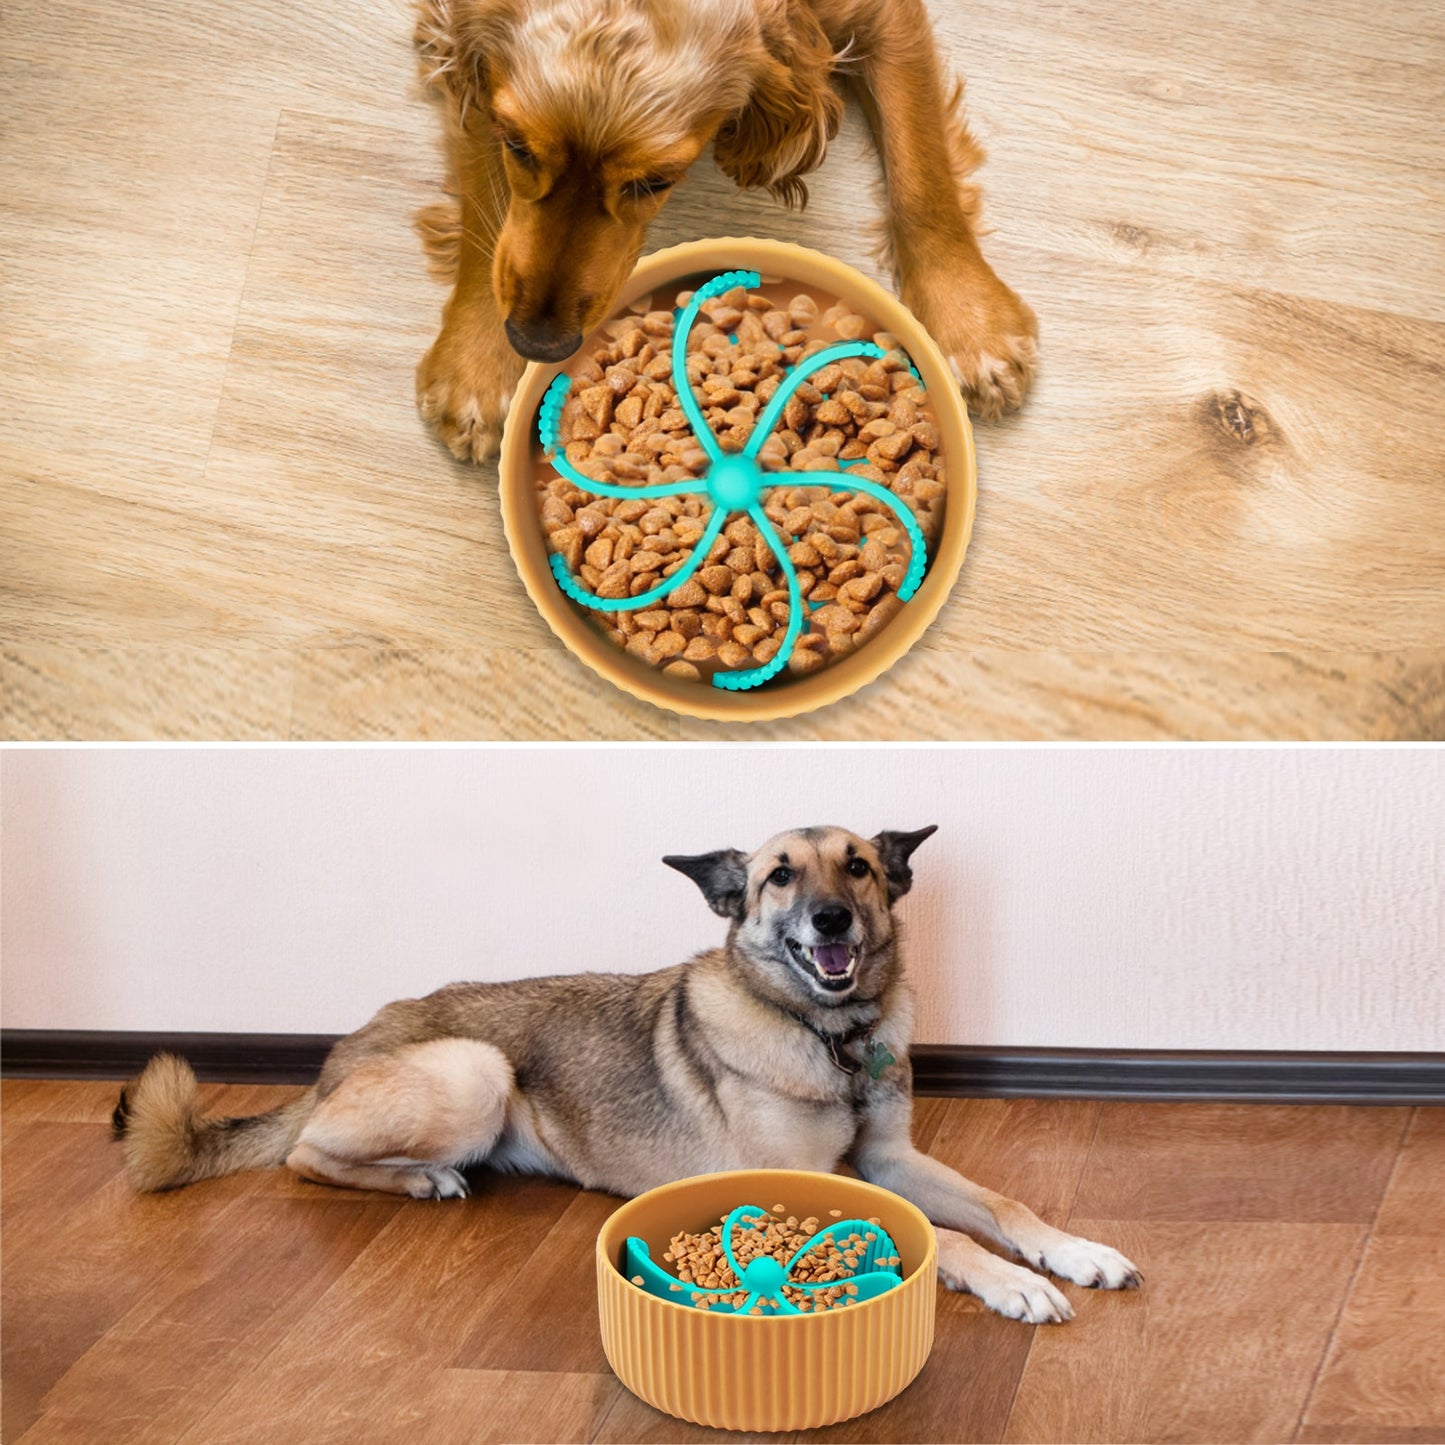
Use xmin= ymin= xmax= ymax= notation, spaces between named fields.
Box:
xmin=4 ymin=1081 xmax=1440 ymax=1443
xmin=2 ymin=0 xmax=1442 ymax=739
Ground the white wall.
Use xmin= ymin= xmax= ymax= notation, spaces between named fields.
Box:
xmin=2 ymin=747 xmax=1441 ymax=1050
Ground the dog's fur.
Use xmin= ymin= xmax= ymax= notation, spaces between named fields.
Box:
xmin=114 ymin=826 xmax=1138 ymax=1324
xmin=413 ymin=0 xmax=1039 ymax=462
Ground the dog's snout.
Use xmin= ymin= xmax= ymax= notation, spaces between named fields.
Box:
xmin=504 ymin=317 xmax=583 ymax=363
xmin=812 ymin=905 xmax=853 ymax=938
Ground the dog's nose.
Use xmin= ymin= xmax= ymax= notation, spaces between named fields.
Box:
xmin=504 ymin=317 xmax=583 ymax=363
xmin=812 ymin=905 xmax=852 ymax=937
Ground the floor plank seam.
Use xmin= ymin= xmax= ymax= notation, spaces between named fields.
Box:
xmin=1287 ymin=1105 xmax=1414 ymax=1443
xmin=997 ymin=1100 xmax=1107 ymax=1442
xmin=163 ymin=1194 xmax=410 ymax=1444
xmin=584 ymin=1374 xmax=626 ymax=1445
xmin=1063 ymin=1102 xmax=1106 ymax=1232
xmin=21 ymin=1163 xmax=284 ymax=1439
xmin=999 ymin=231 xmax=1445 ymax=334
xmin=197 ymin=103 xmax=287 ymax=493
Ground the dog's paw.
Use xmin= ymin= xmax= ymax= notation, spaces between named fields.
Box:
xmin=903 ymin=268 xmax=1038 ymax=422
xmin=1026 ymin=1232 xmax=1143 ymax=1290
xmin=417 ymin=323 xmax=523 ymax=464
xmin=944 ymin=329 xmax=1037 ymax=423
xmin=406 ymin=1165 xmax=470 ymax=1200
xmin=937 ymin=1235 xmax=1074 ymax=1324
xmin=954 ymin=1257 xmax=1074 ymax=1324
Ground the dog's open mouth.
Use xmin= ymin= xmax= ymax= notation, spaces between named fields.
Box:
xmin=786 ymin=937 xmax=860 ymax=992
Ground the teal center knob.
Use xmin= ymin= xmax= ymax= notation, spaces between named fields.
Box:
xmin=740 ymin=1254 xmax=787 ymax=1295
xmin=706 ymin=452 xmax=765 ymax=512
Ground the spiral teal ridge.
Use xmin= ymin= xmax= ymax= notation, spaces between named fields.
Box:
xmin=624 ymin=1204 xmax=904 ymax=1316
xmin=535 ymin=272 xmax=933 ymax=687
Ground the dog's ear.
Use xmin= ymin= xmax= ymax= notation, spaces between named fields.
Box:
xmin=414 ymin=0 xmax=502 ymax=116
xmin=871 ymin=826 xmax=939 ymax=903
xmin=712 ymin=1 xmax=842 ymax=208
xmin=663 ymin=850 xmax=749 ymax=921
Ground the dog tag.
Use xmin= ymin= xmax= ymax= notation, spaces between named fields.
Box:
xmin=863 ymin=1040 xmax=896 ymax=1080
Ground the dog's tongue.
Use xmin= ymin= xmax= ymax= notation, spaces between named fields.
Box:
xmin=813 ymin=944 xmax=851 ymax=976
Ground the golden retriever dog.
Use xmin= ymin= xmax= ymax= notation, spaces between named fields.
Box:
xmin=414 ymin=0 xmax=1038 ymax=460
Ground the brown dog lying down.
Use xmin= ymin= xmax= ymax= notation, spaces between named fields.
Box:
xmin=413 ymin=0 xmax=1039 ymax=460
xmin=113 ymin=826 xmax=1138 ymax=1325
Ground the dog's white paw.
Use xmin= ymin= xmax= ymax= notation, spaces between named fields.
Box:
xmin=1030 ymin=1233 xmax=1142 ymax=1290
xmin=938 ymin=1235 xmax=1074 ymax=1324
xmin=416 ymin=322 xmax=523 ymax=465
xmin=962 ymin=1258 xmax=1074 ymax=1324
xmin=408 ymin=1165 xmax=470 ymax=1200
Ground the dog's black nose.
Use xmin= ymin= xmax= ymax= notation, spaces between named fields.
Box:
xmin=812 ymin=905 xmax=852 ymax=937
xmin=504 ymin=317 xmax=583 ymax=363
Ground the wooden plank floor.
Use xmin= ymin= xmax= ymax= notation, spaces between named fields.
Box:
xmin=2 ymin=0 xmax=1442 ymax=739
xmin=4 ymin=1082 xmax=1440 ymax=1443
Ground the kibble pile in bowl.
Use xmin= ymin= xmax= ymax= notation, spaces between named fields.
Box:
xmin=646 ymin=1206 xmax=903 ymax=1315
xmin=532 ymin=271 xmax=948 ymax=690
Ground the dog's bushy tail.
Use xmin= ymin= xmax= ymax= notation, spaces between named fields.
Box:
xmin=111 ymin=1054 xmax=316 ymax=1193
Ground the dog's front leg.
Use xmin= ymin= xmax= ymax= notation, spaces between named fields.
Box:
xmin=416 ymin=115 xmax=525 ymax=464
xmin=852 ymin=1091 xmax=1140 ymax=1323
xmin=849 ymin=0 xmax=1038 ymax=420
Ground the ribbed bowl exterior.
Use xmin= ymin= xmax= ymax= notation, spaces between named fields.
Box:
xmin=596 ymin=1169 xmax=937 ymax=1432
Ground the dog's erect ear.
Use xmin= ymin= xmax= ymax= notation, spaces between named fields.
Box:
xmin=871 ymin=826 xmax=939 ymax=903
xmin=663 ymin=850 xmax=749 ymax=921
xmin=712 ymin=1 xmax=842 ymax=208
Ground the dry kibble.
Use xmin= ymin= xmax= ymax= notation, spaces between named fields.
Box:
xmin=596 ymin=561 xmax=632 ymax=599
xmin=839 ymin=572 xmax=883 ymax=605
xmin=651 ymin=1201 xmax=900 ymax=1314
xmin=536 ymin=280 xmax=946 ymax=682
xmin=666 ymin=578 xmax=706 ymax=608
xmin=624 ymin=634 xmax=658 ymax=665
xmin=856 ymin=593 xmax=903 ymax=644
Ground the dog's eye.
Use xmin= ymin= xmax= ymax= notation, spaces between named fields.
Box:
xmin=767 ymin=866 xmax=794 ymax=887
xmin=501 ymin=134 xmax=536 ymax=168
xmin=846 ymin=857 xmax=871 ymax=879
xmin=625 ymin=176 xmax=675 ymax=200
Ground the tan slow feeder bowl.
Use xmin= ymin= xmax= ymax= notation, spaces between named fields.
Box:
xmin=499 ymin=237 xmax=977 ymax=723
xmin=596 ymin=1168 xmax=937 ymax=1432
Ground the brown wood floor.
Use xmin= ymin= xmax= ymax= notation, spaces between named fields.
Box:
xmin=3 ymin=1082 xmax=1441 ymax=1443
xmin=3 ymin=0 xmax=1443 ymax=740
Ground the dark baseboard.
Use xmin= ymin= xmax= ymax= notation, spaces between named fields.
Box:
xmin=3 ymin=1030 xmax=1442 ymax=1103
xmin=0 ymin=1031 xmax=336 ymax=1086
xmin=910 ymin=1044 xmax=1445 ymax=1103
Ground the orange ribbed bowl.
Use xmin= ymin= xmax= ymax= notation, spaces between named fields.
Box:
xmin=596 ymin=1169 xmax=937 ymax=1432
xmin=499 ymin=237 xmax=977 ymax=723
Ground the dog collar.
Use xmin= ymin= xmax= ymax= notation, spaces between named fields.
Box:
xmin=779 ymin=1005 xmax=885 ymax=1077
